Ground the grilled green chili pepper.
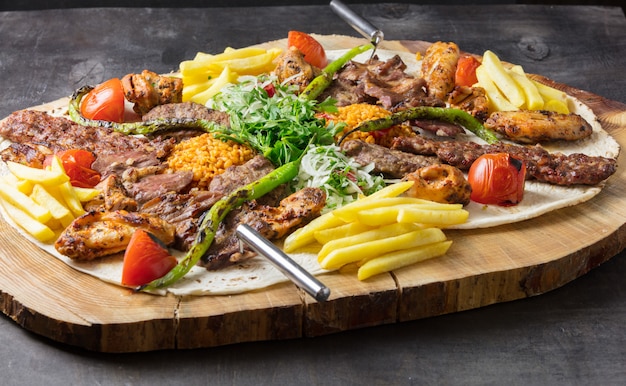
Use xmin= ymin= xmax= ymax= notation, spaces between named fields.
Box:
xmin=300 ymin=43 xmax=374 ymax=101
xmin=340 ymin=106 xmax=500 ymax=145
xmin=68 ymin=86 xmax=224 ymax=135
xmin=139 ymin=158 xmax=301 ymax=291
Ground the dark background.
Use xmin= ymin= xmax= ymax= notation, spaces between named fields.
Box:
xmin=0 ymin=0 xmax=624 ymax=12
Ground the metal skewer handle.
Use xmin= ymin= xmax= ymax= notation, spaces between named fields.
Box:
xmin=236 ymin=224 xmax=331 ymax=302
xmin=330 ymin=0 xmax=384 ymax=46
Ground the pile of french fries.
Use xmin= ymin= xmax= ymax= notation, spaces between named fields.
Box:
xmin=0 ymin=157 xmax=99 ymax=242
xmin=475 ymin=50 xmax=570 ymax=114
xmin=283 ymin=181 xmax=468 ymax=281
xmin=179 ymin=46 xmax=283 ymax=105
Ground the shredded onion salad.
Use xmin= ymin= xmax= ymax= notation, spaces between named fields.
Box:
xmin=294 ymin=144 xmax=385 ymax=213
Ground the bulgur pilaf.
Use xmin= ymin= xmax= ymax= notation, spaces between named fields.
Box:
xmin=166 ymin=133 xmax=255 ymax=189
xmin=325 ymin=103 xmax=415 ymax=147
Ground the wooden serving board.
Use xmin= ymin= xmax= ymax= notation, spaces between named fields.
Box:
xmin=1 ymin=36 xmax=625 ymax=352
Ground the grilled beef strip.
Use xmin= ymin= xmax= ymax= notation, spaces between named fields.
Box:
xmin=391 ymin=135 xmax=617 ymax=186
xmin=340 ymin=139 xmax=439 ymax=178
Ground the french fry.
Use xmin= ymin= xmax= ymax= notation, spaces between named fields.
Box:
xmin=320 ymin=227 xmax=447 ymax=270
xmin=357 ymin=240 xmax=452 ymax=281
xmin=282 ymin=212 xmax=345 ymax=253
xmin=476 ymin=65 xmax=518 ymax=112
xmin=73 ymin=186 xmax=101 ymax=202
xmin=397 ymin=207 xmax=469 ymax=226
xmin=6 ymin=160 xmax=69 ymax=186
xmin=0 ymin=183 xmax=51 ymax=223
xmin=332 ymin=196 xmax=421 ymax=223
xmin=1 ymin=173 xmax=33 ymax=195
xmin=58 ymin=181 xmax=85 ymax=217
xmin=30 ymin=184 xmax=73 ymax=227
xmin=481 ymin=50 xmax=526 ymax=107
xmin=313 ymin=222 xmax=373 ymax=244
xmin=507 ymin=65 xmax=544 ymax=110
xmin=188 ymin=65 xmax=238 ymax=105
xmin=317 ymin=222 xmax=421 ymax=263
xmin=543 ymin=99 xmax=570 ymax=114
xmin=0 ymin=199 xmax=55 ymax=242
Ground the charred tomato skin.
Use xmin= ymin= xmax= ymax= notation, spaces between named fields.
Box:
xmin=455 ymin=55 xmax=481 ymax=88
xmin=468 ymin=153 xmax=526 ymax=206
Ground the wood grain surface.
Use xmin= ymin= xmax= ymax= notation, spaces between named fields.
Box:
xmin=1 ymin=35 xmax=624 ymax=353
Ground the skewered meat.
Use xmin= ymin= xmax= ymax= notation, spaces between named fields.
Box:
xmin=201 ymin=187 xmax=326 ymax=270
xmin=484 ymin=110 xmax=593 ymax=143
xmin=420 ymin=41 xmax=460 ymax=101
xmin=447 ymin=85 xmax=490 ymax=122
xmin=273 ymin=46 xmax=320 ymax=93
xmin=121 ymin=70 xmax=183 ymax=115
xmin=55 ymin=210 xmax=176 ymax=261
xmin=391 ymin=135 xmax=617 ymax=186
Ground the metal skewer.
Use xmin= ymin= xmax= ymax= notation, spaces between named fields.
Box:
xmin=330 ymin=0 xmax=384 ymax=59
xmin=235 ymin=224 xmax=331 ymax=302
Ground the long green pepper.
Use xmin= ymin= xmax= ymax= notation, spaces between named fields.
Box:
xmin=139 ymin=159 xmax=300 ymax=291
xmin=345 ymin=106 xmax=500 ymax=145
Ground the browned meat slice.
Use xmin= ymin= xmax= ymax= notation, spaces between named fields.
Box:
xmin=55 ymin=210 xmax=176 ymax=261
xmin=142 ymin=101 xmax=231 ymax=127
xmin=91 ymin=151 xmax=164 ymax=179
xmin=0 ymin=142 xmax=52 ymax=168
xmin=411 ymin=119 xmax=465 ymax=138
xmin=121 ymin=70 xmax=183 ymax=115
xmin=320 ymin=55 xmax=444 ymax=111
xmin=123 ymin=171 xmax=194 ymax=204
xmin=340 ymin=139 xmax=438 ymax=178
xmin=420 ymin=41 xmax=460 ymax=101
xmin=140 ymin=190 xmax=224 ymax=250
xmin=484 ymin=110 xmax=593 ymax=144
xmin=273 ymin=46 xmax=320 ymax=93
xmin=200 ymin=187 xmax=326 ymax=271
xmin=391 ymin=135 xmax=617 ymax=186
xmin=0 ymin=110 xmax=176 ymax=159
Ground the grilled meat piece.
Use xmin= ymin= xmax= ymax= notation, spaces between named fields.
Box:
xmin=391 ymin=135 xmax=617 ymax=186
xmin=141 ymin=101 xmax=230 ymax=126
xmin=87 ymin=175 xmax=139 ymax=212
xmin=420 ymin=41 xmax=460 ymax=101
xmin=122 ymin=169 xmax=194 ymax=205
xmin=121 ymin=70 xmax=183 ymax=115
xmin=55 ymin=210 xmax=176 ymax=261
xmin=273 ymin=46 xmax=321 ymax=93
xmin=0 ymin=110 xmax=176 ymax=159
xmin=447 ymin=85 xmax=490 ymax=122
xmin=411 ymin=119 xmax=465 ymax=138
xmin=208 ymin=155 xmax=286 ymax=206
xmin=320 ymin=55 xmax=444 ymax=111
xmin=484 ymin=110 xmax=593 ymax=144
xmin=403 ymin=164 xmax=472 ymax=206
xmin=0 ymin=142 xmax=52 ymax=168
xmin=140 ymin=190 xmax=224 ymax=250
xmin=201 ymin=187 xmax=326 ymax=270
xmin=341 ymin=139 xmax=438 ymax=178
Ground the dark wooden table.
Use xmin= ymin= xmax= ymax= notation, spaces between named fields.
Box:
xmin=0 ymin=4 xmax=624 ymax=385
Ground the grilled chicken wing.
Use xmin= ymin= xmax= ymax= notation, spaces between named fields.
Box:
xmin=420 ymin=41 xmax=460 ymax=101
xmin=121 ymin=70 xmax=183 ymax=115
xmin=447 ymin=85 xmax=490 ymax=122
xmin=55 ymin=210 xmax=176 ymax=261
xmin=484 ymin=110 xmax=593 ymax=144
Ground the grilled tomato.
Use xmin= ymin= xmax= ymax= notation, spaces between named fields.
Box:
xmin=468 ymin=153 xmax=526 ymax=206
xmin=121 ymin=229 xmax=177 ymax=287
xmin=80 ymin=78 xmax=125 ymax=123
xmin=288 ymin=30 xmax=328 ymax=69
